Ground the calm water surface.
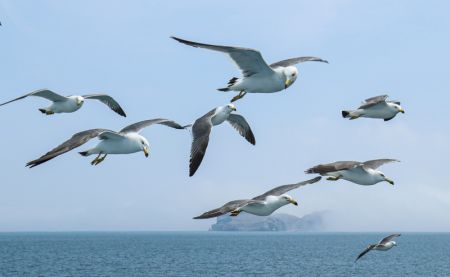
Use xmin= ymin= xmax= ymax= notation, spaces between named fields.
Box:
xmin=0 ymin=232 xmax=449 ymax=276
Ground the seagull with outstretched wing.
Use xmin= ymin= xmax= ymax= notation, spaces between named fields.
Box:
xmin=189 ymin=103 xmax=255 ymax=176
xmin=355 ymin=234 xmax=401 ymax=262
xmin=194 ymin=177 xmax=321 ymax=219
xmin=171 ymin=36 xmax=328 ymax=102
xmin=306 ymin=159 xmax=399 ymax=186
xmin=26 ymin=119 xmax=189 ymax=168
xmin=0 ymin=89 xmax=126 ymax=117
xmin=342 ymin=95 xmax=404 ymax=121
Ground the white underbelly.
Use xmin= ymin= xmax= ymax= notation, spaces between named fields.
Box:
xmin=51 ymin=100 xmax=82 ymax=113
xmin=233 ymin=74 xmax=285 ymax=93
xmin=97 ymin=140 xmax=141 ymax=154
xmin=362 ymin=107 xmax=397 ymax=119
xmin=339 ymin=170 xmax=380 ymax=186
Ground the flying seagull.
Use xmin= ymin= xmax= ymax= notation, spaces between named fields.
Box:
xmin=305 ymin=159 xmax=399 ymax=186
xmin=342 ymin=95 xmax=404 ymax=121
xmin=0 ymin=89 xmax=126 ymax=117
xmin=189 ymin=103 xmax=255 ymax=176
xmin=194 ymin=176 xmax=321 ymax=219
xmin=355 ymin=234 xmax=401 ymax=262
xmin=26 ymin=119 xmax=188 ymax=168
xmin=171 ymin=36 xmax=328 ymax=102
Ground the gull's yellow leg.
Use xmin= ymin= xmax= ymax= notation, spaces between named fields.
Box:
xmin=230 ymin=91 xmax=247 ymax=103
xmin=91 ymin=153 xmax=102 ymax=165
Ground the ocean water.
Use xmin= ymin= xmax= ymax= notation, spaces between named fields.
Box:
xmin=0 ymin=232 xmax=449 ymax=276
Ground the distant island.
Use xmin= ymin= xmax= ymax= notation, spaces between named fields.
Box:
xmin=209 ymin=211 xmax=329 ymax=232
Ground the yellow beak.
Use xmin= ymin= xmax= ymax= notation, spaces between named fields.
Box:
xmin=290 ymin=199 xmax=298 ymax=206
xmin=399 ymin=109 xmax=405 ymax=113
xmin=143 ymin=147 xmax=149 ymax=157
xmin=285 ymin=79 xmax=291 ymax=89
xmin=385 ymin=177 xmax=394 ymax=185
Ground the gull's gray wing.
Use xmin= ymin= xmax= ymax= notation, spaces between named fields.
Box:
xmin=355 ymin=244 xmax=376 ymax=262
xmin=270 ymin=56 xmax=328 ymax=68
xmin=226 ymin=113 xmax=256 ymax=145
xmin=26 ymin=128 xmax=109 ymax=168
xmin=193 ymin=199 xmax=263 ymax=219
xmin=83 ymin=94 xmax=126 ymax=117
xmin=171 ymin=36 xmax=274 ymax=77
xmin=388 ymin=100 xmax=401 ymax=105
xmin=362 ymin=159 xmax=399 ymax=170
xmin=253 ymin=177 xmax=322 ymax=201
xmin=119 ymin=118 xmax=188 ymax=134
xmin=0 ymin=89 xmax=68 ymax=106
xmin=189 ymin=109 xmax=216 ymax=177
xmin=359 ymin=95 xmax=389 ymax=109
xmin=305 ymin=161 xmax=361 ymax=175
xmin=378 ymin=234 xmax=401 ymax=245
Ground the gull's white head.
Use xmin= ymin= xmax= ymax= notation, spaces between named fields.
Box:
xmin=377 ymin=171 xmax=394 ymax=185
xmin=283 ymin=66 xmax=298 ymax=89
xmin=389 ymin=103 xmax=405 ymax=114
xmin=280 ymin=194 xmax=298 ymax=206
xmin=225 ymin=103 xmax=237 ymax=112
xmin=139 ymin=136 xmax=150 ymax=157
xmin=75 ymin=96 xmax=84 ymax=106
xmin=392 ymin=241 xmax=397 ymax=246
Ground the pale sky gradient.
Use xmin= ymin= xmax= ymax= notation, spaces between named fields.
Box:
xmin=0 ymin=0 xmax=449 ymax=231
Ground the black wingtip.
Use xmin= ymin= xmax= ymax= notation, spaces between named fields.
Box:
xmin=305 ymin=168 xmax=315 ymax=174
xmin=171 ymin=36 xmax=184 ymax=43
xmin=342 ymin=111 xmax=350 ymax=118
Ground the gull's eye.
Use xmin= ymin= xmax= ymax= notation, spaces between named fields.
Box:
xmin=291 ymin=73 xmax=296 ymax=77
xmin=380 ymin=173 xmax=385 ymax=177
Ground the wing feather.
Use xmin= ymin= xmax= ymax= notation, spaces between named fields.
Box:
xmin=362 ymin=159 xmax=399 ymax=170
xmin=193 ymin=200 xmax=253 ymax=219
xmin=226 ymin=113 xmax=255 ymax=145
xmin=172 ymin=36 xmax=274 ymax=77
xmin=189 ymin=110 xmax=216 ymax=177
xmin=379 ymin=233 xmax=401 ymax=245
xmin=0 ymin=89 xmax=67 ymax=106
xmin=355 ymin=244 xmax=376 ymax=262
xmin=26 ymin=129 xmax=109 ymax=168
xmin=83 ymin=94 xmax=126 ymax=117
xmin=305 ymin=161 xmax=361 ymax=175
xmin=270 ymin=56 xmax=328 ymax=68
xmin=120 ymin=118 xmax=188 ymax=134
xmin=253 ymin=177 xmax=321 ymax=200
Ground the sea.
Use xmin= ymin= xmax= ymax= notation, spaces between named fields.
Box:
xmin=0 ymin=232 xmax=449 ymax=276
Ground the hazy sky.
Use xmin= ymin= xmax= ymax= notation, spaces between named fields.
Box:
xmin=1 ymin=0 xmax=449 ymax=232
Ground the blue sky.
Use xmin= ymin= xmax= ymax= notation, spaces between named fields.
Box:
xmin=0 ymin=0 xmax=449 ymax=231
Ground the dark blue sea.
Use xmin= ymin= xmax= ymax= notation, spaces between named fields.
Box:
xmin=0 ymin=232 xmax=449 ymax=276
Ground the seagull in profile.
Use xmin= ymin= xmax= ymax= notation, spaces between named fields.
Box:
xmin=0 ymin=89 xmax=126 ymax=117
xmin=342 ymin=95 xmax=404 ymax=121
xmin=355 ymin=234 xmax=401 ymax=262
xmin=306 ymin=159 xmax=399 ymax=186
xmin=26 ymin=119 xmax=188 ymax=168
xmin=189 ymin=103 xmax=255 ymax=176
xmin=171 ymin=36 xmax=328 ymax=102
xmin=194 ymin=177 xmax=321 ymax=219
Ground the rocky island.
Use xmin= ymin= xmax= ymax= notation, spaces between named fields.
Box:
xmin=209 ymin=211 xmax=328 ymax=232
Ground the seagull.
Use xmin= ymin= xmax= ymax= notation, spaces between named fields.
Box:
xmin=194 ymin=176 xmax=321 ymax=219
xmin=305 ymin=159 xmax=399 ymax=186
xmin=0 ymin=89 xmax=127 ymax=117
xmin=171 ymin=36 xmax=328 ymax=102
xmin=26 ymin=119 xmax=188 ymax=168
xmin=189 ymin=103 xmax=255 ymax=176
xmin=342 ymin=95 xmax=404 ymax=121
xmin=355 ymin=234 xmax=401 ymax=262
